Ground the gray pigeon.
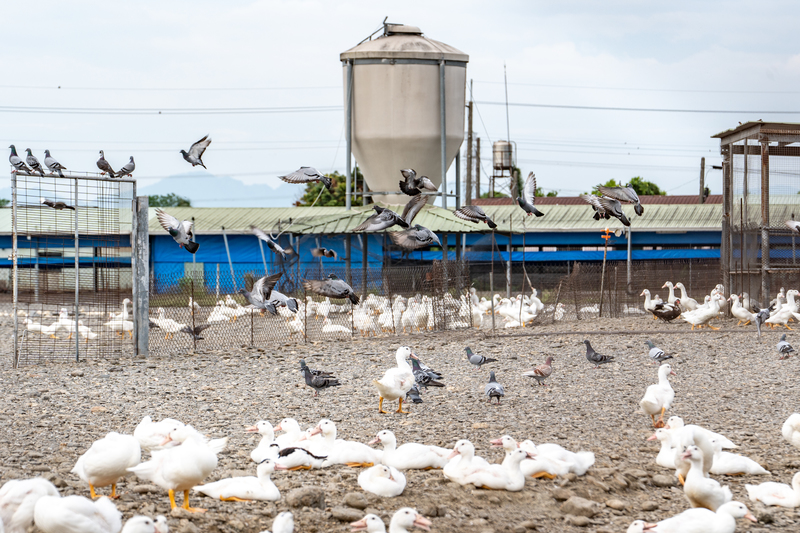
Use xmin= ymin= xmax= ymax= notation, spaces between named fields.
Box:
xmin=264 ymin=290 xmax=299 ymax=315
xmin=406 ymin=384 xmax=423 ymax=404
xmin=40 ymin=197 xmax=74 ymax=211
xmin=311 ymin=247 xmax=339 ymax=260
xmin=453 ymin=205 xmax=498 ymax=229
xmin=250 ymin=225 xmax=287 ymax=258
xmin=595 ymin=196 xmax=631 ymax=226
xmin=580 ymin=194 xmax=609 ymax=220
xmin=584 ymin=340 xmax=615 ymax=368
xmin=8 ymin=145 xmax=31 ymax=173
xmin=596 ymin=183 xmax=644 ymax=216
xmin=300 ymin=359 xmax=335 ymax=378
xmin=116 ymin=156 xmax=135 ymax=178
xmin=44 ymin=150 xmax=66 ymax=177
xmin=353 ymin=205 xmax=409 ymax=232
xmin=25 ymin=149 xmax=44 ymax=176
xmin=399 ymin=194 xmax=429 ymax=225
xmin=181 ymin=135 xmax=211 ymax=168
xmin=390 ymin=224 xmax=441 ymax=250
xmin=465 ymin=346 xmax=497 ymax=370
xmin=410 ymin=357 xmax=444 ymax=388
xmin=644 ymin=340 xmax=673 ymax=364
xmin=485 ymin=371 xmax=505 ymax=404
xmin=279 ymin=166 xmax=332 ymax=191
xmin=516 ymin=172 xmax=545 ymax=217
xmin=181 ymin=323 xmax=212 ymax=340
xmin=755 ymin=307 xmax=771 ymax=341
xmin=302 ymin=365 xmax=340 ymax=396
xmin=777 ymin=333 xmax=795 ymax=360
xmin=155 ymin=208 xmax=199 ymax=253
xmin=97 ymin=150 xmax=115 ymax=177
xmin=399 ymin=168 xmax=437 ymax=196
xmin=238 ymin=273 xmax=283 ymax=310
xmin=303 ymin=274 xmax=359 ymax=304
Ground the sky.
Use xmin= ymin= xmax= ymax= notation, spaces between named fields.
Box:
xmin=2 ymin=1 xmax=800 ymax=206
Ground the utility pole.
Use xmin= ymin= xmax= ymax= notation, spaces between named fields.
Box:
xmin=475 ymin=137 xmax=481 ymax=200
xmin=699 ymin=157 xmax=706 ymax=204
xmin=466 ymin=101 xmax=473 ymax=206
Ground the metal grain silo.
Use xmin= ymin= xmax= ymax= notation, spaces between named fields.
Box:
xmin=341 ymin=23 xmax=468 ymax=206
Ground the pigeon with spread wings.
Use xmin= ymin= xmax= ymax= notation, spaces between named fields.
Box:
xmin=181 ymin=135 xmax=211 ymax=169
xmin=303 ymin=274 xmax=359 ymax=304
xmin=352 ymin=205 xmax=409 ymax=232
xmin=390 ymin=225 xmax=441 ymax=251
xmin=516 ymin=172 xmax=545 ymax=217
xmin=250 ymin=225 xmax=288 ymax=258
xmin=311 ymin=248 xmax=339 ymax=260
xmin=155 ymin=208 xmax=199 ymax=253
xmin=238 ymin=273 xmax=283 ymax=311
xmin=279 ymin=167 xmax=332 ymax=191
xmin=580 ymin=194 xmax=609 ymax=220
xmin=453 ymin=205 xmax=498 ymax=229
xmin=399 ymin=168 xmax=437 ymax=196
xmin=595 ymin=196 xmax=631 ymax=226
xmin=596 ymin=183 xmax=643 ymax=216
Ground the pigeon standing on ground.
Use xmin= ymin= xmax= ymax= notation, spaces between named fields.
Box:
xmin=465 ymin=346 xmax=497 ymax=370
xmin=485 ymin=371 xmax=505 ymax=404
xmin=40 ymin=197 xmax=75 ymax=211
xmin=301 ymin=365 xmax=341 ymax=397
xmin=410 ymin=357 xmax=444 ymax=388
xmin=522 ymin=356 xmax=553 ymax=386
xmin=250 ymin=225 xmax=288 ymax=258
xmin=311 ymin=248 xmax=339 ymax=260
xmin=300 ymin=359 xmax=335 ymax=379
xmin=584 ymin=340 xmax=616 ymax=368
xmin=116 ymin=156 xmax=135 ymax=178
xmin=406 ymin=384 xmax=423 ymax=404
xmin=44 ymin=150 xmax=66 ymax=177
xmin=644 ymin=340 xmax=673 ymax=364
xmin=777 ymin=334 xmax=795 ymax=360
xmin=25 ymin=149 xmax=44 ymax=176
xmin=596 ymin=183 xmax=644 ymax=216
xmin=155 ymin=208 xmax=199 ymax=253
xmin=303 ymin=274 xmax=360 ymax=304
xmin=181 ymin=324 xmax=212 ymax=340
xmin=278 ymin=167 xmax=333 ymax=191
xmin=755 ymin=307 xmax=771 ymax=341
xmin=238 ymin=273 xmax=283 ymax=311
xmin=399 ymin=168 xmax=437 ymax=196
xmin=181 ymin=135 xmax=212 ymax=169
xmin=353 ymin=205 xmax=409 ymax=232
xmin=9 ymin=145 xmax=32 ymax=173
xmin=453 ymin=205 xmax=498 ymax=229
xmin=97 ymin=150 xmax=115 ymax=177
xmin=516 ymin=172 xmax=545 ymax=217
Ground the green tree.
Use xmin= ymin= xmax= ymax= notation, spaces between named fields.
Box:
xmin=294 ymin=168 xmax=366 ymax=207
xmin=534 ymin=187 xmax=558 ymax=197
xmin=149 ymin=193 xmax=192 ymax=207
xmin=0 ymin=199 xmax=9 ymax=208
xmin=479 ymin=191 xmax=509 ymax=198
xmin=591 ymin=177 xmax=665 ymax=196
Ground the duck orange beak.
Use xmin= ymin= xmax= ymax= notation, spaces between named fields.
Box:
xmin=309 ymin=426 xmax=322 ymax=436
xmin=744 ymin=512 xmax=758 ymax=523
xmin=274 ymin=424 xmax=283 ymax=432
xmin=447 ymin=449 xmax=460 ymax=460
xmin=350 ymin=518 xmax=369 ymax=531
xmin=489 ymin=438 xmax=504 ymax=447
xmin=413 ymin=514 xmax=432 ymax=531
xmin=159 ymin=435 xmax=173 ymax=446
xmin=368 ymin=437 xmax=380 ymax=445
xmin=244 ymin=425 xmax=259 ymax=433
xmin=273 ymin=463 xmax=289 ymax=471
xmin=646 ymin=433 xmax=658 ymax=441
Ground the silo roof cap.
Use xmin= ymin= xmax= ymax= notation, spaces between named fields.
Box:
xmin=340 ymin=24 xmax=469 ymax=62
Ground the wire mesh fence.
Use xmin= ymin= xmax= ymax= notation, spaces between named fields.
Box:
xmin=11 ymin=171 xmax=136 ymax=366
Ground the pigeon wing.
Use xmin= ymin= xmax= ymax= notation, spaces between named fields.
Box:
xmin=303 ymin=279 xmax=334 ymax=297
xmin=595 ymin=185 xmax=631 ymax=203
xmin=253 ymin=272 xmax=283 ymax=303
xmin=279 ymin=167 xmax=320 ymax=184
xmin=522 ymin=172 xmax=537 ymax=205
xmin=189 ymin=135 xmax=211 ymax=159
xmin=390 ymin=229 xmax=422 ymax=250
xmin=352 ymin=213 xmax=379 ymax=232
xmin=401 ymin=194 xmax=429 ymax=225
xmin=155 ymin=209 xmax=181 ymax=233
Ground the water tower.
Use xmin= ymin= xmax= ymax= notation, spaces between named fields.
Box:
xmin=491 ymin=140 xmax=515 ymax=197
xmin=340 ymin=22 xmax=469 ymax=206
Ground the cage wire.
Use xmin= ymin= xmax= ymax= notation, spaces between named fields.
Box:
xmin=11 ymin=171 xmax=136 ymax=366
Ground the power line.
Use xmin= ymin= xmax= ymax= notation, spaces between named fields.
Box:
xmin=474 ymin=80 xmax=800 ymax=95
xmin=0 ymin=84 xmax=339 ymax=92
xmin=0 ymin=105 xmax=342 ymax=115
xmin=477 ymin=101 xmax=800 ymax=114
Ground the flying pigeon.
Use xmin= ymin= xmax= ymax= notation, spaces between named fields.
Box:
xmin=777 ymin=333 xmax=795 ymax=360
xmin=755 ymin=307 xmax=770 ymax=341
xmin=406 ymin=384 xmax=423 ymax=404
xmin=595 ymin=196 xmax=631 ymax=226
xmin=400 ymin=194 xmax=429 ymax=225
xmin=522 ymin=356 xmax=553 ymax=386
xmin=40 ymin=197 xmax=75 ymax=211
xmin=584 ymin=340 xmax=615 ymax=368
xmin=238 ymin=273 xmax=283 ymax=310
xmin=264 ymin=290 xmax=299 ymax=315
xmin=465 ymin=346 xmax=497 ymax=370
xmin=596 ymin=183 xmax=644 ymax=216
xmin=25 ymin=149 xmax=44 ymax=176
xmin=44 ymin=150 xmax=66 ymax=177
xmin=301 ymin=365 xmax=341 ymax=396
xmin=8 ymin=145 xmax=31 ymax=173
xmin=311 ymin=248 xmax=339 ymax=260
xmin=516 ymin=172 xmax=545 ymax=217
xmin=250 ymin=225 xmax=287 ymax=258
xmin=410 ymin=357 xmax=444 ymax=388
xmin=399 ymin=168 xmax=437 ymax=196
xmin=786 ymin=220 xmax=800 ymax=234
xmin=96 ymin=150 xmax=115 ymax=177
xmin=390 ymin=224 xmax=441 ymax=250
xmin=300 ymin=359 xmax=335 ymax=378
xmin=453 ymin=205 xmax=498 ymax=229
xmin=155 ymin=208 xmax=199 ymax=253
xmin=485 ymin=371 xmax=505 ymax=404
xmin=353 ymin=205 xmax=409 ymax=232
xmin=116 ymin=156 xmax=135 ymax=178
xmin=181 ymin=135 xmax=211 ymax=169
xmin=303 ymin=274 xmax=359 ymax=304
xmin=279 ymin=166 xmax=332 ymax=191
xmin=644 ymin=340 xmax=673 ymax=364
xmin=580 ymin=194 xmax=609 ymax=220
xmin=181 ymin=323 xmax=212 ymax=340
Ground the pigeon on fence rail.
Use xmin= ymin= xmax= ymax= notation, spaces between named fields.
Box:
xmin=301 ymin=365 xmax=341 ymax=396
xmin=777 ymin=333 xmax=795 ymax=360
xmin=303 ymin=274 xmax=359 ymax=304
xmin=410 ymin=357 xmax=444 ymax=388
xmin=644 ymin=340 xmax=673 ymax=364
xmin=278 ymin=166 xmax=332 ymax=191
xmin=522 ymin=356 xmax=553 ymax=385
xmin=311 ymin=247 xmax=339 ymax=260
xmin=40 ymin=197 xmax=75 ymax=211
xmin=25 ymin=148 xmax=44 ymax=176
xmin=116 ymin=156 xmax=135 ymax=178
xmin=155 ymin=208 xmax=199 ymax=253
xmin=9 ymin=145 xmax=32 ymax=173
xmin=238 ymin=273 xmax=283 ymax=311
xmin=353 ymin=205 xmax=409 ymax=232
xmin=300 ymin=359 xmax=335 ymax=378
xmin=44 ymin=150 xmax=66 ymax=177
xmin=596 ymin=183 xmax=644 ymax=216
xmin=485 ymin=371 xmax=505 ymax=404
xmin=390 ymin=224 xmax=441 ymax=251
xmin=516 ymin=172 xmax=545 ymax=217
xmin=181 ymin=135 xmax=211 ymax=169
xmin=96 ymin=150 xmax=115 ymax=177
xmin=465 ymin=346 xmax=497 ymax=370
xmin=250 ymin=225 xmax=288 ymax=258
xmin=584 ymin=340 xmax=616 ymax=368
xmin=453 ymin=205 xmax=498 ymax=229
xmin=181 ymin=323 xmax=212 ymax=340
xmin=399 ymin=168 xmax=437 ymax=196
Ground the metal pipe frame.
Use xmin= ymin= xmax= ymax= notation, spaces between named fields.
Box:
xmin=11 ymin=173 xmax=18 ymax=368
xmin=440 ymin=59 xmax=448 ymax=210
xmin=345 ymin=60 xmax=353 ymax=211
xmin=74 ymin=177 xmax=80 ymax=362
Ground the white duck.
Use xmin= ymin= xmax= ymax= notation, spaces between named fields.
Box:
xmin=462 ymin=448 xmax=533 ymax=491
xmin=682 ymin=445 xmax=732 ymax=511
xmin=682 ymin=295 xmax=720 ymax=330
xmin=442 ymin=440 xmax=490 ymax=485
xmin=783 ymin=413 xmax=800 ymax=450
xmin=517 ymin=439 xmax=595 ymax=476
xmin=746 ymin=471 xmax=800 ymax=508
xmin=322 ymin=318 xmax=350 ymax=334
xmin=246 ymin=421 xmax=276 ymax=463
xmin=72 ymin=432 xmax=142 ymax=499
xmin=193 ymin=458 xmax=284 ymax=501
xmin=307 ymin=419 xmax=382 ymax=468
xmin=77 ymin=321 xmax=98 ymax=342
xmin=369 ymin=430 xmax=450 ymax=470
xmin=33 ymin=495 xmax=121 ymax=533
xmin=639 ymin=363 xmax=676 ymax=428
xmin=274 ymin=418 xmax=303 ymax=449
xmin=373 ymin=347 xmax=416 ymax=414
xmin=133 ymin=416 xmax=189 ymax=453
xmin=766 ymin=289 xmax=798 ymax=330
xmin=387 ymin=508 xmax=431 ymax=533
xmin=120 ymin=516 xmax=157 ymax=533
xmin=709 ymin=439 xmax=769 ymax=476
xmin=274 ymin=446 xmax=327 ymax=470
xmin=23 ymin=319 xmax=45 ymax=335
xmin=127 ymin=426 xmax=225 ymax=513
xmin=662 ymin=281 xmax=678 ymax=306
xmin=647 ymin=428 xmax=676 ymax=469
xmin=357 ymin=464 xmax=406 ymax=497
xmin=728 ymin=294 xmax=755 ymax=326
xmin=666 ymin=417 xmax=737 ymax=449
xmin=640 ymin=501 xmax=756 ymax=533
xmin=492 ymin=436 xmax=567 ymax=479
xmin=104 ymin=316 xmax=133 ymax=338
xmin=675 ymin=282 xmax=698 ymax=311
xmin=261 ymin=511 xmax=294 ymax=533
xmin=0 ymin=478 xmax=59 ymax=533
xmin=350 ymin=513 xmax=387 ymax=533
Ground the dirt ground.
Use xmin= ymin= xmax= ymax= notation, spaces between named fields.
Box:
xmin=1 ymin=314 xmax=798 ymax=533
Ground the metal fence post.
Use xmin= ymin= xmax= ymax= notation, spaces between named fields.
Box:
xmin=132 ymin=196 xmax=150 ymax=358
xmin=74 ymin=177 xmax=80 ymax=362
xmin=11 ymin=173 xmax=19 ymax=368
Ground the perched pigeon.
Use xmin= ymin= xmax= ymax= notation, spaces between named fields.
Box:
xmin=453 ymin=205 xmax=498 ymax=229
xmin=516 ymin=172 xmax=545 ymax=217
xmin=522 ymin=356 xmax=553 ymax=386
xmin=264 ymin=290 xmax=299 ymax=315
xmin=25 ymin=148 xmax=44 ymax=176
xmin=410 ymin=357 xmax=444 ymax=388
xmin=777 ymin=333 xmax=795 ymax=360
xmin=485 ymin=371 xmax=505 ymax=404
xmin=44 ymin=150 xmax=66 ymax=177
xmin=238 ymin=273 xmax=283 ymax=310
xmin=279 ymin=166 xmax=332 ymax=191
xmin=580 ymin=194 xmax=609 ymax=220
xmin=406 ymin=384 xmax=423 ymax=404
xmin=786 ymin=220 xmax=800 ymax=234
xmin=399 ymin=168 xmax=437 ymax=196
xmin=300 ymin=359 xmax=335 ymax=378
xmin=181 ymin=135 xmax=211 ymax=168
xmin=8 ymin=145 xmax=31 ymax=173
xmin=353 ymin=205 xmax=409 ymax=232
xmin=181 ymin=323 xmax=212 ymax=340
xmin=465 ymin=346 xmax=497 ymax=370
xmin=116 ymin=156 xmax=135 ymax=178
xmin=311 ymin=248 xmax=339 ymax=260
xmin=96 ymin=150 xmax=115 ymax=177
xmin=301 ymin=365 xmax=340 ymax=396
xmin=303 ymin=274 xmax=359 ymax=304
xmin=596 ymin=183 xmax=643 ymax=216
xmin=155 ymin=208 xmax=199 ymax=253
xmin=644 ymin=340 xmax=673 ymax=364
xmin=250 ymin=225 xmax=287 ymax=258
xmin=40 ymin=197 xmax=75 ymax=211
xmin=390 ymin=224 xmax=441 ymax=250
xmin=400 ymin=194 xmax=429 ymax=225
xmin=584 ymin=340 xmax=615 ymax=368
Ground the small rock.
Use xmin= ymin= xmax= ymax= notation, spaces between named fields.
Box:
xmin=588 ymin=476 xmax=610 ymax=492
xmin=757 ymin=510 xmax=774 ymax=524
xmin=472 ymin=422 xmax=489 ymax=429
xmin=518 ymin=520 xmax=538 ymax=530
xmin=552 ymin=488 xmax=573 ymax=501
xmin=560 ymin=496 xmax=599 ymax=517
xmin=133 ymin=485 xmax=160 ymax=494
xmin=286 ymin=487 xmax=325 ymax=509
xmin=640 ymin=501 xmax=659 ymax=511
xmin=605 ymin=498 xmax=628 ymax=510
xmin=564 ymin=515 xmax=590 ymax=527
xmin=623 ymin=469 xmax=648 ymax=479
xmin=331 ymin=506 xmax=364 ymax=522
xmin=652 ymin=475 xmax=676 ymax=488
xmin=70 ymin=370 xmax=84 ymax=377
xmin=177 ymin=519 xmax=201 ymax=533
xmin=343 ymin=492 xmax=369 ymax=510
xmin=171 ymin=508 xmax=194 ymax=519
xmin=90 ymin=406 xmax=106 ymax=414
